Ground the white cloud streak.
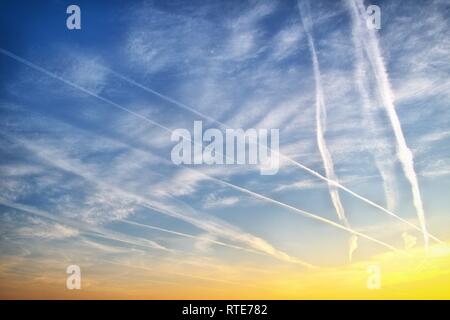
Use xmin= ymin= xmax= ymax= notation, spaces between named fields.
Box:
xmin=207 ymin=170 xmax=404 ymax=254
xmin=348 ymin=0 xmax=430 ymax=248
xmin=121 ymin=219 xmax=257 ymax=254
xmin=298 ymin=0 xmax=349 ymax=226
xmin=349 ymin=5 xmax=398 ymax=213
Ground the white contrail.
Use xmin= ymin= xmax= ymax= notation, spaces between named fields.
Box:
xmin=0 ymin=197 xmax=170 ymax=252
xmin=298 ymin=0 xmax=349 ymax=226
xmin=0 ymin=47 xmax=440 ymax=244
xmin=121 ymin=219 xmax=261 ymax=254
xmin=374 ymin=160 xmax=398 ymax=212
xmin=202 ymin=170 xmax=405 ymax=254
xmin=348 ymin=0 xmax=430 ymax=248
xmin=350 ymin=9 xmax=398 ymax=213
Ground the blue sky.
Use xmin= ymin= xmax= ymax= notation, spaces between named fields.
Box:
xmin=0 ymin=0 xmax=449 ymax=298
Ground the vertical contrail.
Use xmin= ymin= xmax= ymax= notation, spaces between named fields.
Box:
xmin=298 ymin=0 xmax=350 ymax=226
xmin=350 ymin=9 xmax=398 ymax=213
xmin=348 ymin=0 xmax=429 ymax=248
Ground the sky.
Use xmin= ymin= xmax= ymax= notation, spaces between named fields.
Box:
xmin=0 ymin=0 xmax=449 ymax=299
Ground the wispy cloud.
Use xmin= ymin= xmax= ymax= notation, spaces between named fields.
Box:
xmin=16 ymin=217 xmax=79 ymax=240
xmin=203 ymin=194 xmax=240 ymax=209
xmin=0 ymin=197 xmax=169 ymax=252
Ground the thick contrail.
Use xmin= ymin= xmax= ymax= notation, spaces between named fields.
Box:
xmin=347 ymin=0 xmax=430 ymax=248
xmin=350 ymin=10 xmax=398 ymax=213
xmin=0 ymin=47 xmax=439 ymax=245
xmin=298 ymin=0 xmax=349 ymax=226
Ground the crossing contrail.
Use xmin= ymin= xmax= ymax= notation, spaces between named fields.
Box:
xmin=347 ymin=0 xmax=430 ymax=248
xmin=200 ymin=168 xmax=404 ymax=254
xmin=298 ymin=0 xmax=349 ymax=226
xmin=0 ymin=47 xmax=440 ymax=246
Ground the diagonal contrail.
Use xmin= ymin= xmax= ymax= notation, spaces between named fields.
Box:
xmin=298 ymin=0 xmax=349 ymax=226
xmin=200 ymin=169 xmax=404 ymax=253
xmin=0 ymin=199 xmax=266 ymax=288
xmin=347 ymin=0 xmax=430 ymax=248
xmin=121 ymin=219 xmax=262 ymax=254
xmin=0 ymin=47 xmax=438 ymax=248
xmin=0 ymin=197 xmax=170 ymax=252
